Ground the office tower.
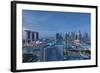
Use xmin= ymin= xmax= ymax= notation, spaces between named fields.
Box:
xmin=65 ymin=32 xmax=68 ymax=43
xmin=83 ymin=32 xmax=90 ymax=44
xmin=56 ymin=33 xmax=59 ymax=40
xmin=56 ymin=33 xmax=62 ymax=40
xmin=78 ymin=31 xmax=82 ymax=42
xmin=56 ymin=33 xmax=63 ymax=44
xmin=64 ymin=32 xmax=69 ymax=48
xmin=75 ymin=32 xmax=79 ymax=40
xmin=72 ymin=32 xmax=76 ymax=40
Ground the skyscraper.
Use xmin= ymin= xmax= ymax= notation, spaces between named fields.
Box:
xmin=32 ymin=32 xmax=39 ymax=41
xmin=78 ymin=31 xmax=82 ymax=42
xmin=25 ymin=30 xmax=31 ymax=43
xmin=56 ymin=33 xmax=63 ymax=44
xmin=25 ymin=30 xmax=39 ymax=43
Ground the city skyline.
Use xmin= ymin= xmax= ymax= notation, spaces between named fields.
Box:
xmin=22 ymin=10 xmax=91 ymax=38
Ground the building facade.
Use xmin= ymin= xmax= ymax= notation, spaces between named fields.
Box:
xmin=25 ymin=30 xmax=39 ymax=43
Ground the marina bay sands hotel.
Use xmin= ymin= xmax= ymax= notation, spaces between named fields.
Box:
xmin=24 ymin=30 xmax=39 ymax=43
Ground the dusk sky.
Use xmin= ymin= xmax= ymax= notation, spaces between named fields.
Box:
xmin=22 ymin=10 xmax=91 ymax=38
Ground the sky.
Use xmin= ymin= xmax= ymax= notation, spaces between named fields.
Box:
xmin=22 ymin=10 xmax=91 ymax=38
